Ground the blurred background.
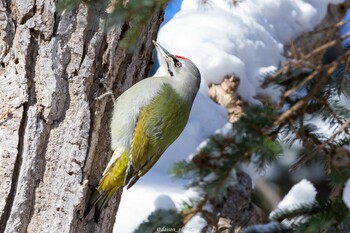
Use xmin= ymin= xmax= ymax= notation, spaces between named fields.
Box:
xmin=114 ymin=1 xmax=350 ymax=232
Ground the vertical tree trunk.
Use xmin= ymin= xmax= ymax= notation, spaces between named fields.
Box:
xmin=0 ymin=1 xmax=163 ymax=232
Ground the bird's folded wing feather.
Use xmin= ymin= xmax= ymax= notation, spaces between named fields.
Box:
xmin=129 ymin=84 xmax=190 ymax=180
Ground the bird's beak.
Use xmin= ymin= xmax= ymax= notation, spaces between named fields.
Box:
xmin=153 ymin=41 xmax=175 ymax=74
xmin=153 ymin=40 xmax=172 ymax=59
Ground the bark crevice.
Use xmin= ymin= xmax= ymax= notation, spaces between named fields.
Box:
xmin=0 ymin=102 xmax=27 ymax=233
xmin=0 ymin=2 xmax=165 ymax=232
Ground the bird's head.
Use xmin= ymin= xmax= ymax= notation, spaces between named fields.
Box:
xmin=153 ymin=40 xmax=201 ymax=87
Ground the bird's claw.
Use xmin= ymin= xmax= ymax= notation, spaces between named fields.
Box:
xmin=96 ymin=80 xmax=116 ymax=104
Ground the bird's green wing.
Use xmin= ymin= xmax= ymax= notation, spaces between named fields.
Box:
xmin=126 ymin=84 xmax=191 ymax=187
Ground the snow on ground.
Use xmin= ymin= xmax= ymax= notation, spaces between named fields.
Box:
xmin=114 ymin=1 xmax=344 ymax=232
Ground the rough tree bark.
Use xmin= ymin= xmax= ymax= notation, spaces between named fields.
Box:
xmin=0 ymin=1 xmax=163 ymax=232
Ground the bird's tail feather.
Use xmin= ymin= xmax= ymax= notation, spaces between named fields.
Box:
xmin=92 ymin=190 xmax=109 ymax=222
xmin=84 ymin=188 xmax=108 ymax=222
xmin=84 ymin=150 xmax=129 ymax=222
xmin=85 ymin=186 xmax=122 ymax=222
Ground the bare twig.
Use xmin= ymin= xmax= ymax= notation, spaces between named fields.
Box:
xmin=324 ymin=100 xmax=348 ymax=133
xmin=273 ymin=49 xmax=350 ymax=126
xmin=290 ymin=39 xmax=301 ymax=60
xmin=181 ymin=198 xmax=208 ymax=225
xmin=95 ymin=80 xmax=117 ymax=104
xmin=295 ymin=32 xmax=350 ymax=66
xmin=283 ymin=66 xmax=320 ymax=98
xmin=0 ymin=109 xmax=10 ymax=121
xmin=310 ymin=19 xmax=350 ymax=35
xmin=323 ymin=118 xmax=350 ymax=147
xmin=300 ymin=39 xmax=338 ymax=63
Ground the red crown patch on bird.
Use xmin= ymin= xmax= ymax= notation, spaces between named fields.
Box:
xmin=175 ymin=55 xmax=189 ymax=60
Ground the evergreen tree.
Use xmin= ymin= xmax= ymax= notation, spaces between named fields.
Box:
xmin=135 ymin=7 xmax=350 ymax=233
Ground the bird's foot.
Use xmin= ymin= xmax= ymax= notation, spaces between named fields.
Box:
xmin=95 ymin=80 xmax=116 ymax=104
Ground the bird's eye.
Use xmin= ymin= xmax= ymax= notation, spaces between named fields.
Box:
xmin=175 ymin=61 xmax=182 ymax=68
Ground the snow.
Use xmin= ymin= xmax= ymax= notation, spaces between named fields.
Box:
xmin=270 ymin=179 xmax=317 ymax=228
xmin=114 ymin=1 xmax=344 ymax=232
xmin=343 ymin=179 xmax=350 ymax=210
xmin=182 ymin=214 xmax=207 ymax=233
xmin=154 ymin=195 xmax=177 ymax=210
xmin=277 ymin=179 xmax=317 ymax=209
xmin=156 ymin=0 xmax=344 ymax=104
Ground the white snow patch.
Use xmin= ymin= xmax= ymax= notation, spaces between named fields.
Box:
xmin=343 ymin=179 xmax=350 ymax=210
xmin=154 ymin=195 xmax=177 ymax=210
xmin=114 ymin=174 xmax=199 ymax=233
xmin=157 ymin=0 xmax=344 ymax=104
xmin=182 ymin=214 xmax=207 ymax=233
xmin=278 ymin=179 xmax=317 ymax=209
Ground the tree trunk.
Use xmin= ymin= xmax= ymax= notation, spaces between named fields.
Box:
xmin=0 ymin=1 xmax=163 ymax=232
